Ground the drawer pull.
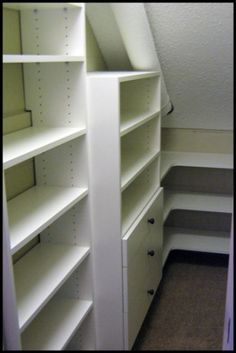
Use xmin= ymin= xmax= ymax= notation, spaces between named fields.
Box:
xmin=148 ymin=218 xmax=155 ymax=224
xmin=147 ymin=289 xmax=154 ymax=295
xmin=147 ymin=250 xmax=155 ymax=256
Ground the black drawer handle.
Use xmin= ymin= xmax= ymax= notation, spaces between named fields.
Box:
xmin=147 ymin=250 xmax=155 ymax=256
xmin=147 ymin=289 xmax=154 ymax=295
xmin=148 ymin=218 xmax=155 ymax=224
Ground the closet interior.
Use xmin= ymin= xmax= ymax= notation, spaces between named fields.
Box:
xmin=3 ymin=2 xmax=233 ymax=351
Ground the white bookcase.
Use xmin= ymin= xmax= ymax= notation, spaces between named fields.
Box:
xmin=3 ymin=3 xmax=95 ymax=350
xmin=88 ymin=71 xmax=163 ymax=350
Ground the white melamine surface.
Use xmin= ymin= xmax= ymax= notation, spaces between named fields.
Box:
xmin=3 ymin=55 xmax=84 ymax=63
xmin=163 ymin=227 xmax=230 ymax=265
xmin=14 ymin=243 xmax=90 ymax=331
xmin=122 ymin=184 xmax=159 ymax=236
xmin=120 ymin=111 xmax=159 ymax=136
xmin=88 ymin=71 xmax=159 ymax=82
xmin=21 ymin=298 xmax=93 ymax=350
xmin=121 ymin=151 xmax=160 ymax=191
xmin=8 ymin=186 xmax=88 ymax=254
xmin=164 ymin=191 xmax=233 ymax=221
xmin=3 ymin=126 xmax=86 ymax=169
xmin=3 ymin=3 xmax=83 ymax=10
xmin=161 ymin=151 xmax=233 ymax=180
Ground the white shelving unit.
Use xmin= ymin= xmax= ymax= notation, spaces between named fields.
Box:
xmin=3 ymin=3 xmax=95 ymax=350
xmin=161 ymin=152 xmax=233 ymax=265
xmin=88 ymin=71 xmax=163 ymax=350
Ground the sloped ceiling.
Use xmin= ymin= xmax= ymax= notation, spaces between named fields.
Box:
xmin=87 ymin=3 xmax=233 ymax=131
xmin=144 ymin=3 xmax=233 ymax=130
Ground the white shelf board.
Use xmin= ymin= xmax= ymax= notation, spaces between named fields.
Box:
xmin=161 ymin=151 xmax=233 ymax=180
xmin=3 ymin=126 xmax=86 ymax=170
xmin=21 ymin=298 xmax=93 ymax=350
xmin=164 ymin=191 xmax=233 ymax=222
xmin=88 ymin=71 xmax=159 ymax=82
xmin=163 ymin=227 xmax=230 ymax=266
xmin=8 ymin=186 xmax=88 ymax=255
xmin=14 ymin=242 xmax=90 ymax=332
xmin=120 ymin=111 xmax=159 ymax=137
xmin=3 ymin=3 xmax=84 ymax=10
xmin=122 ymin=186 xmax=159 ymax=236
xmin=3 ymin=55 xmax=84 ymax=63
xmin=121 ymin=151 xmax=160 ymax=192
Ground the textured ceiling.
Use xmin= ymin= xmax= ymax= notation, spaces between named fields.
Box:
xmin=145 ymin=3 xmax=233 ymax=130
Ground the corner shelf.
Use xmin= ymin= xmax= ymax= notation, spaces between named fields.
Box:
xmin=8 ymin=186 xmax=88 ymax=254
xmin=21 ymin=298 xmax=93 ymax=350
xmin=161 ymin=151 xmax=233 ymax=180
xmin=163 ymin=190 xmax=233 ymax=222
xmin=163 ymin=227 xmax=230 ymax=265
xmin=14 ymin=242 xmax=90 ymax=332
xmin=3 ymin=126 xmax=86 ymax=170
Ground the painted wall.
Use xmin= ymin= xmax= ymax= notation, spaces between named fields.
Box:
xmin=145 ymin=3 xmax=233 ymax=130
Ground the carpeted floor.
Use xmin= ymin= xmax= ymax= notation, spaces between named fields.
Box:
xmin=133 ymin=250 xmax=228 ymax=351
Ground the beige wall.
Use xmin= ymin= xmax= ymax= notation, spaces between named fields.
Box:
xmin=161 ymin=127 xmax=233 ymax=154
xmin=86 ymin=18 xmax=107 ymax=71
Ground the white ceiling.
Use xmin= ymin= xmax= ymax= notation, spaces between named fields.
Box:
xmin=144 ymin=3 xmax=233 ymax=130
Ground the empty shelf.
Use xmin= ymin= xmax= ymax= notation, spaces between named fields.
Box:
xmin=3 ymin=55 xmax=84 ymax=63
xmin=3 ymin=3 xmax=84 ymax=10
xmin=14 ymin=242 xmax=90 ymax=332
xmin=88 ymin=71 xmax=159 ymax=82
xmin=8 ymin=186 xmax=88 ymax=254
xmin=163 ymin=191 xmax=233 ymax=221
xmin=121 ymin=151 xmax=160 ymax=191
xmin=21 ymin=298 xmax=93 ymax=350
xmin=3 ymin=126 xmax=86 ymax=169
xmin=120 ymin=111 xmax=159 ymax=137
xmin=163 ymin=227 xmax=230 ymax=265
xmin=161 ymin=151 xmax=233 ymax=180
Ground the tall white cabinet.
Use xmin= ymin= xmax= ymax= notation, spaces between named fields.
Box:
xmin=3 ymin=3 xmax=94 ymax=350
xmin=88 ymin=72 xmax=163 ymax=350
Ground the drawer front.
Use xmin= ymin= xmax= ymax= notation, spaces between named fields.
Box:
xmin=146 ymin=188 xmax=163 ymax=293
xmin=123 ymin=188 xmax=163 ymax=350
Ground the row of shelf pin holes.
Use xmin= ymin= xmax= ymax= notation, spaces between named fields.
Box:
xmin=35 ymin=62 xmax=72 ymax=126
xmin=33 ymin=8 xmax=70 ymax=55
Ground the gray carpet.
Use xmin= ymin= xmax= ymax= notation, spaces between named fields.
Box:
xmin=133 ymin=250 xmax=228 ymax=351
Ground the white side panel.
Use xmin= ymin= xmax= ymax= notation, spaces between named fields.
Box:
xmin=2 ymin=176 xmax=21 ymax=350
xmin=87 ymin=77 xmax=124 ymax=350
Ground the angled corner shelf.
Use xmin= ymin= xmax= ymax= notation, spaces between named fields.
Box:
xmin=161 ymin=151 xmax=233 ymax=180
xmin=163 ymin=227 xmax=230 ymax=266
xmin=163 ymin=190 xmax=233 ymax=222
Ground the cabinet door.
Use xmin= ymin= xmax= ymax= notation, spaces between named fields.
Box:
xmin=123 ymin=188 xmax=163 ymax=350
